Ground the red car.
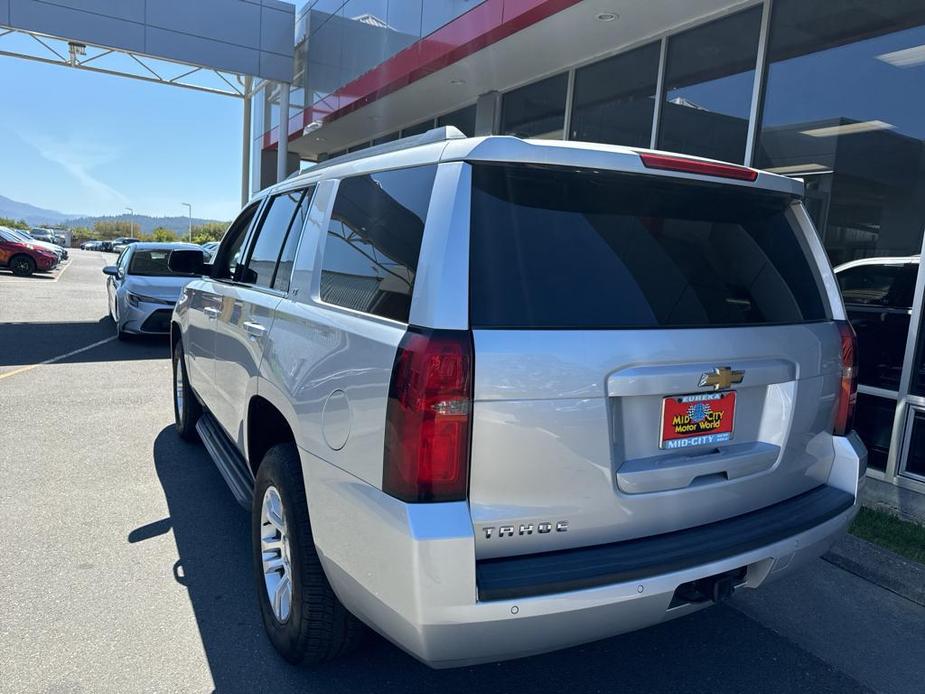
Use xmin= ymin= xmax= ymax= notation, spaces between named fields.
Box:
xmin=0 ymin=227 xmax=59 ymax=276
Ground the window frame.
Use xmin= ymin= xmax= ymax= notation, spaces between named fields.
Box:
xmin=234 ymin=186 xmax=314 ymax=293
xmin=211 ymin=199 xmax=265 ymax=284
xmin=270 ymin=184 xmax=317 ymax=294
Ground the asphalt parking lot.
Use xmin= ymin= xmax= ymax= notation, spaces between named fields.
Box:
xmin=1 ymin=250 xmax=923 ymax=693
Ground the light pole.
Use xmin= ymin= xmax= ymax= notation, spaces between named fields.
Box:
xmin=182 ymin=203 xmax=192 ymax=242
xmin=125 ymin=207 xmax=134 ymax=238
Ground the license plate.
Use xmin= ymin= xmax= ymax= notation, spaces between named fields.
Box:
xmin=660 ymin=391 xmax=736 ymax=450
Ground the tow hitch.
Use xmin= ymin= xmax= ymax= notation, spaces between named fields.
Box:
xmin=670 ymin=566 xmax=746 ymax=607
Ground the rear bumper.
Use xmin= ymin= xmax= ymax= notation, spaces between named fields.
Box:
xmin=303 ymin=432 xmax=866 ymax=669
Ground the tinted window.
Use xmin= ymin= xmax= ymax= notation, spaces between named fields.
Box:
xmin=570 ymin=41 xmax=660 ymax=147
xmin=837 ymin=263 xmax=917 ymax=308
xmin=243 ymin=190 xmax=305 ymax=288
xmin=501 ymin=73 xmax=568 ymax=139
xmin=658 ymin=7 xmax=762 ymax=163
xmin=906 ymin=410 xmax=925 ymax=477
xmin=401 ymin=120 xmax=435 ymax=137
xmin=470 ymin=164 xmax=828 ymax=329
xmin=273 ymin=186 xmax=314 ymax=292
xmin=214 ymin=203 xmax=259 ymax=280
xmin=437 ymin=104 xmax=477 ymax=136
xmin=129 ymin=248 xmax=197 ymax=277
xmin=757 ymin=0 xmax=925 ymax=266
xmin=320 ymin=165 xmax=437 ymax=321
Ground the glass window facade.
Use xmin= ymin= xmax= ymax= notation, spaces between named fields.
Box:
xmin=570 ymin=41 xmax=660 ymax=147
xmin=658 ymin=7 xmax=762 ymax=163
xmin=298 ymin=1 xmax=486 ymax=110
xmin=267 ymin=0 xmax=925 ymax=491
xmin=501 ymin=73 xmax=569 ymax=139
xmin=437 ymin=104 xmax=477 ymax=136
xmin=756 ymin=0 xmax=925 ymax=482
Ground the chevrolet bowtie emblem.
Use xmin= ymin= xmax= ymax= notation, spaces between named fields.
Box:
xmin=699 ymin=366 xmax=744 ymax=390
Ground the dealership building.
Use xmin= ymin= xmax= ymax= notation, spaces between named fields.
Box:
xmin=250 ymin=0 xmax=925 ymax=503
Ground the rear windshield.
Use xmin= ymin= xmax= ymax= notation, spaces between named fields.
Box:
xmin=470 ymin=164 xmax=828 ymax=329
xmin=129 ymin=249 xmax=195 ymax=277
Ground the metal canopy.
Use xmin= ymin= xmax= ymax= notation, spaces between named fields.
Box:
xmin=0 ymin=26 xmax=265 ymax=98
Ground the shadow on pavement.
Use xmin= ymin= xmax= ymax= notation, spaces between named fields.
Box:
xmin=0 ymin=316 xmax=169 ymax=366
xmin=148 ymin=426 xmax=869 ymax=694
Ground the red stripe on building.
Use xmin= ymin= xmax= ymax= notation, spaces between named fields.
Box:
xmin=264 ymin=0 xmax=581 ymax=149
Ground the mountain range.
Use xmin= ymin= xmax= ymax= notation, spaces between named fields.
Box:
xmin=0 ymin=195 xmax=226 ymax=234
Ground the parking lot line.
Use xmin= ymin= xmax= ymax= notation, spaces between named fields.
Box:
xmin=0 ymin=335 xmax=116 ymax=381
xmin=0 ymin=258 xmax=72 ymax=284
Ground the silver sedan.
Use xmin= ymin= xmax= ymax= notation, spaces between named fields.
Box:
xmin=103 ymin=242 xmax=204 ymax=340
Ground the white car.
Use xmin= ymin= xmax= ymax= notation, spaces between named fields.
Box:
xmin=168 ymin=128 xmax=866 ymax=668
xmin=103 ymin=242 xmax=204 ymax=339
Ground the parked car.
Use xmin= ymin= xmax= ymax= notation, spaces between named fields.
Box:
xmin=30 ymin=228 xmax=67 ymax=247
xmin=4 ymin=228 xmax=66 ymax=261
xmin=0 ymin=226 xmax=59 ymax=276
xmin=834 ymin=255 xmax=920 ymax=467
xmin=81 ymin=240 xmax=102 ymax=250
xmin=111 ymin=237 xmax=141 ymax=254
xmin=168 ymin=129 xmax=866 ymax=669
xmin=103 ymin=242 xmax=204 ymax=340
xmin=200 ymin=241 xmax=220 ymax=260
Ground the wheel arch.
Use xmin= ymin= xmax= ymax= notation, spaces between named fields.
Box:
xmin=246 ymin=395 xmax=298 ymax=476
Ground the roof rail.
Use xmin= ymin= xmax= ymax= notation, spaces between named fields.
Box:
xmin=283 ymin=126 xmax=467 ymax=183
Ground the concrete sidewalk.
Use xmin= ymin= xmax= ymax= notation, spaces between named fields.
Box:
xmin=732 ymin=556 xmax=925 ymax=694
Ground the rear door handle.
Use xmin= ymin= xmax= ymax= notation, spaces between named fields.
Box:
xmin=243 ymin=321 xmax=267 ymax=337
xmin=203 ymin=307 xmax=220 ymax=319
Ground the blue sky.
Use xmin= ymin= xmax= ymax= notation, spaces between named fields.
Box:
xmin=0 ymin=56 xmax=246 ymax=221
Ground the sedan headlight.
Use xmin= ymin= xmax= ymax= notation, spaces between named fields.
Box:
xmin=127 ymin=292 xmax=174 ymax=308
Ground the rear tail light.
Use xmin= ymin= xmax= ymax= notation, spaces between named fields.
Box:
xmin=639 ymin=152 xmax=759 ymax=181
xmin=833 ymin=320 xmax=858 ymax=436
xmin=383 ymin=327 xmax=473 ymax=502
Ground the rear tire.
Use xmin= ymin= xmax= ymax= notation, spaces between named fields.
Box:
xmin=172 ymin=340 xmax=201 ymax=441
xmin=10 ymin=255 xmax=35 ymax=277
xmin=252 ymin=444 xmax=365 ymax=665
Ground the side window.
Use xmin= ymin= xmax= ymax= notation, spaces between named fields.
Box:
xmin=838 ymin=264 xmax=917 ymax=309
xmin=320 ymin=165 xmax=437 ymax=322
xmin=117 ymin=248 xmax=132 ymax=274
xmin=213 ymin=203 xmax=260 ymax=280
xmin=241 ymin=189 xmax=306 ymax=289
xmin=273 ymin=185 xmax=314 ymax=293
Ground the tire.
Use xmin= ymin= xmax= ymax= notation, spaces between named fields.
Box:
xmin=252 ymin=444 xmax=364 ymax=665
xmin=172 ymin=339 xmax=202 ymax=441
xmin=10 ymin=254 xmax=36 ymax=277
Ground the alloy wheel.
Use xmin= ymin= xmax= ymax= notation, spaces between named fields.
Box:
xmin=174 ymin=354 xmax=185 ymax=424
xmin=260 ymin=486 xmax=293 ymax=623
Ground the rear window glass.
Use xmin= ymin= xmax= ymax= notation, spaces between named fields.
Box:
xmin=129 ymin=249 xmax=196 ymax=277
xmin=470 ymin=164 xmax=828 ymax=329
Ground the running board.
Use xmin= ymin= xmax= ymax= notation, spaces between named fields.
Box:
xmin=196 ymin=412 xmax=254 ymax=510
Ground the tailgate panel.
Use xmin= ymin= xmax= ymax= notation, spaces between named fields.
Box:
xmin=469 ymin=324 xmax=842 ymax=560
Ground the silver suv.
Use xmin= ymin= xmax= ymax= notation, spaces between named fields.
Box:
xmin=168 ymin=128 xmax=867 ymax=669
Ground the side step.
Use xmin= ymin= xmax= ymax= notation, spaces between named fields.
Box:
xmin=196 ymin=412 xmax=254 ymax=510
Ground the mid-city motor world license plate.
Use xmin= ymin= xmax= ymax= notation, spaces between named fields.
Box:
xmin=660 ymin=391 xmax=736 ymax=449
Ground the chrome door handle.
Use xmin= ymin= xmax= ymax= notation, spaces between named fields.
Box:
xmin=243 ymin=321 xmax=267 ymax=337
xmin=203 ymin=307 xmax=220 ymax=319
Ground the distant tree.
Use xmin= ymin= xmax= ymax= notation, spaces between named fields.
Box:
xmin=190 ymin=222 xmax=229 ymax=244
xmin=151 ymin=227 xmax=178 ymax=242
xmin=0 ymin=217 xmax=30 ymax=230
xmin=70 ymin=226 xmax=94 ymax=242
xmin=93 ymin=220 xmax=135 ymax=239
